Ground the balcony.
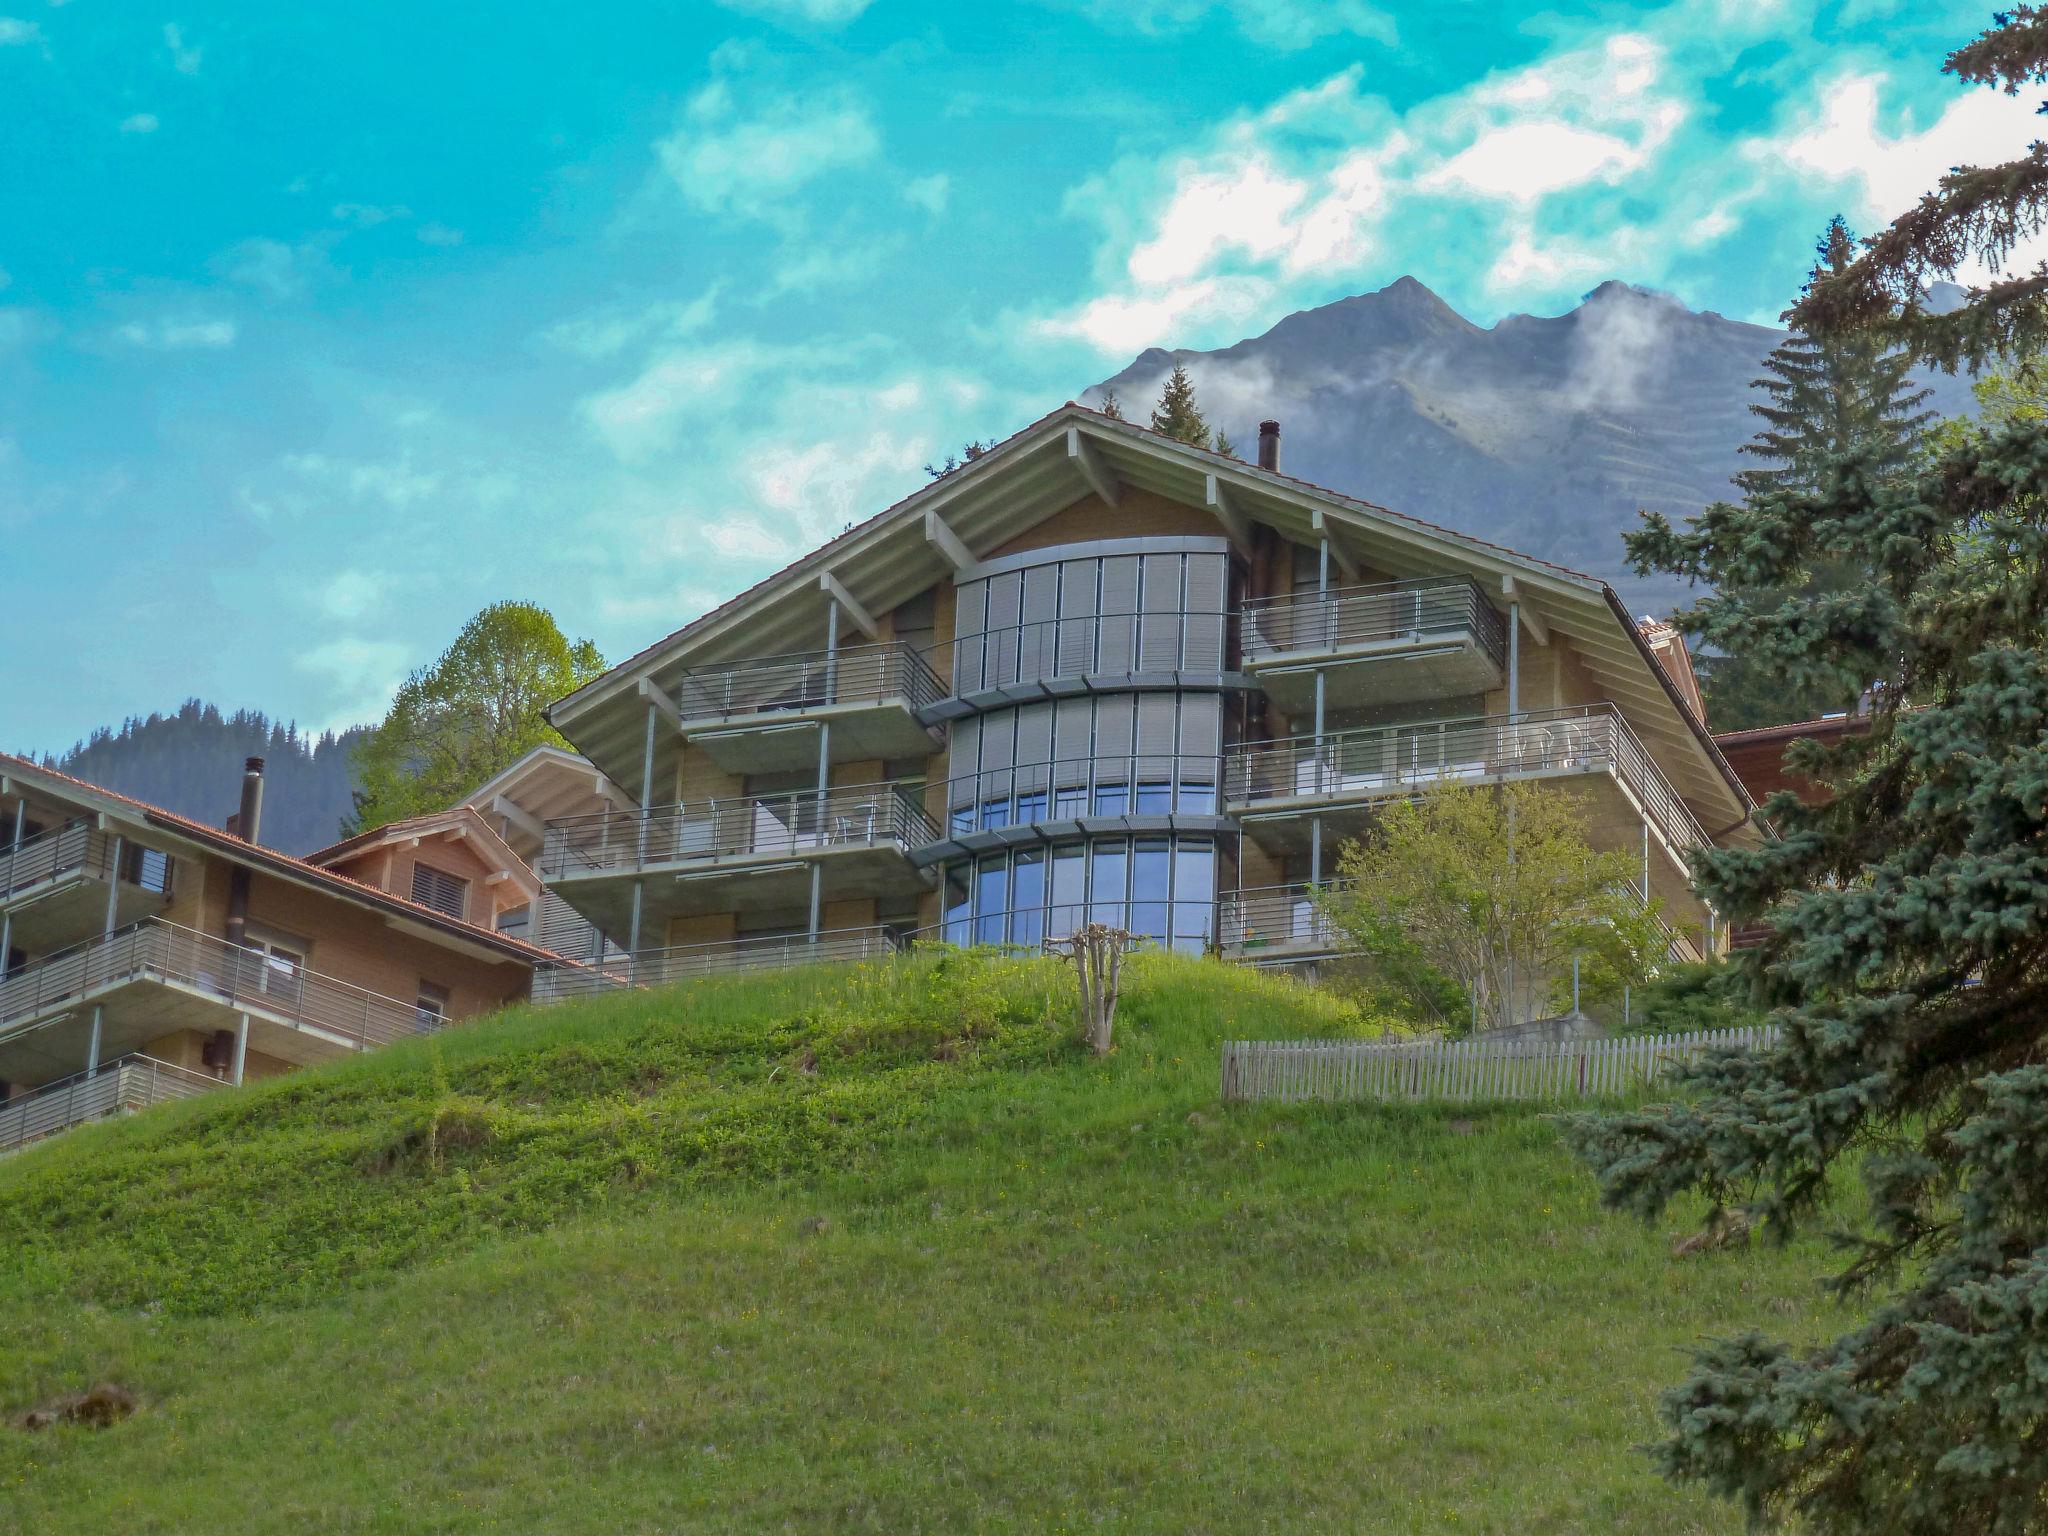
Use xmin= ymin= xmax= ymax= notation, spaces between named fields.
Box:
xmin=540 ymin=784 xmax=939 ymax=935
xmin=0 ymin=919 xmax=439 ymax=1084
xmin=1226 ymin=705 xmax=1710 ymax=900
xmin=0 ymin=1053 xmax=220 ymax=1155
xmin=674 ymin=642 xmax=945 ymax=773
xmin=532 ymin=925 xmax=902 ymax=1005
xmin=1240 ymin=579 xmax=1506 ymax=713
xmin=920 ymin=753 xmax=1228 ymax=865
xmin=1219 ymin=884 xmax=1340 ymax=965
xmin=1 ymin=823 xmax=173 ymax=951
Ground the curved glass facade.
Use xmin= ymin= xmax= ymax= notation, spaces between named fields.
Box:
xmin=939 ymin=537 xmax=1241 ymax=952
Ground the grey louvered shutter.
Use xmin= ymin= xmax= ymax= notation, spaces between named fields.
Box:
xmin=1097 ymin=557 xmax=1140 ymax=675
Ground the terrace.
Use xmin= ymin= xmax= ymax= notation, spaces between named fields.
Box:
xmin=672 ymin=642 xmax=946 ymax=774
xmin=0 ymin=821 xmax=174 ymax=951
xmin=0 ymin=1052 xmax=219 ymax=1154
xmin=1240 ymin=578 xmax=1507 ymax=713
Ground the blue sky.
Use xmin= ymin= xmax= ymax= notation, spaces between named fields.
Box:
xmin=2 ymin=0 xmax=2037 ymax=755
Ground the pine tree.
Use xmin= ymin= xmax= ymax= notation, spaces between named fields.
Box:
xmin=1696 ymin=218 xmax=1936 ymax=730
xmin=1148 ymin=363 xmax=1213 ymax=448
xmin=1569 ymin=17 xmax=2048 ymax=1527
xmin=1096 ymin=388 xmax=1124 ymax=421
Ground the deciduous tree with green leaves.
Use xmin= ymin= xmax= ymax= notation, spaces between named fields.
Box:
xmin=1569 ymin=12 xmax=2048 ymax=1529
xmin=1316 ymin=780 xmax=1665 ymax=1035
xmin=347 ymin=601 xmax=605 ymax=834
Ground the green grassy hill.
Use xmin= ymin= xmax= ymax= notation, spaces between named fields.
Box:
xmin=0 ymin=951 xmax=1839 ymax=1533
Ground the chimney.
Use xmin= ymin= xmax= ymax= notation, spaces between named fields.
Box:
xmin=1257 ymin=419 xmax=1281 ymax=472
xmin=236 ymin=757 xmax=266 ymax=846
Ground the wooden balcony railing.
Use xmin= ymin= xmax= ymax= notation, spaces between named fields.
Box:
xmin=0 ymin=919 xmax=438 ymax=1053
xmin=1225 ymin=705 xmax=1709 ymax=866
xmin=0 ymin=1053 xmax=219 ymax=1154
xmin=674 ymin=641 xmax=945 ymax=725
xmin=1241 ymin=577 xmax=1506 ymax=667
xmin=540 ymin=784 xmax=940 ymax=882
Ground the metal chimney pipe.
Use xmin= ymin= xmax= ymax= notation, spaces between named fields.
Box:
xmin=237 ymin=757 xmax=266 ymax=846
xmin=1257 ymin=419 xmax=1280 ymax=472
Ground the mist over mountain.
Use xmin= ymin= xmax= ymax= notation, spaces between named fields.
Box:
xmin=1089 ymin=278 xmax=1977 ymax=616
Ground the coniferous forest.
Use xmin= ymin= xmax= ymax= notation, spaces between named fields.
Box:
xmin=23 ymin=700 xmax=367 ymax=855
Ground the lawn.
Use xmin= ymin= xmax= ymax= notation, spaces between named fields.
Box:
xmin=0 ymin=950 xmax=1841 ymax=1533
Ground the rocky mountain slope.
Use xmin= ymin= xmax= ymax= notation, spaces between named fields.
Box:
xmin=1089 ymin=278 xmax=1975 ymax=614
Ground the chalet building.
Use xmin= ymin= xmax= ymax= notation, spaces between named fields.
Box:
xmin=537 ymin=404 xmax=1757 ymax=995
xmin=0 ymin=753 xmax=558 ymax=1149
xmin=1713 ymin=713 xmax=1869 ymax=808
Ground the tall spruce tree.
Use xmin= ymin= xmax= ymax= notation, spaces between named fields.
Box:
xmin=1696 ymin=218 xmax=1936 ymax=730
xmin=1569 ymin=13 xmax=2048 ymax=1529
xmin=1148 ymin=363 xmax=1213 ymax=447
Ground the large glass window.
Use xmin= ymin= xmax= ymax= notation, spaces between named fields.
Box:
xmin=953 ymin=546 xmax=1231 ymax=693
xmin=941 ymin=837 xmax=1218 ymax=954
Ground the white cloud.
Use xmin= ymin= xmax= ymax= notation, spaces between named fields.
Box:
xmin=295 ymin=637 xmax=410 ymax=732
xmin=656 ymin=82 xmax=880 ymax=221
xmin=316 ymin=569 xmax=387 ymax=622
xmin=120 ymin=113 xmax=159 ymax=135
xmin=163 ymin=22 xmax=201 ymax=74
xmin=1080 ymin=0 xmax=1394 ymax=49
xmin=712 ymin=0 xmax=873 ymax=25
xmin=416 ymin=222 xmax=463 ymax=246
xmin=0 ymin=17 xmax=40 ymax=45
xmin=214 ymin=237 xmax=332 ymax=301
xmin=332 ymin=202 xmax=409 ymax=227
xmin=1034 ymin=274 xmax=1273 ymax=353
xmin=903 ymin=173 xmax=951 ymax=216
xmin=580 ymin=339 xmax=831 ymax=461
xmin=546 ymin=290 xmax=721 ymax=361
xmin=115 ymin=316 xmax=235 ymax=349
xmin=1425 ymin=121 xmax=1644 ymax=202
xmin=1755 ymin=72 xmax=2048 ymax=283
xmin=283 ymin=452 xmax=442 ymax=509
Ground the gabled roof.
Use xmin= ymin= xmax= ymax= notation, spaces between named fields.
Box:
xmin=456 ymin=744 xmax=627 ymax=861
xmin=546 ymin=402 xmax=1754 ymax=833
xmin=0 ymin=753 xmax=564 ymax=968
xmin=304 ymin=806 xmax=539 ymax=902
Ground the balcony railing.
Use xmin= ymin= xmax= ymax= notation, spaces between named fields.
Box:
xmin=1225 ymin=705 xmax=1710 ymax=863
xmin=674 ymin=641 xmax=946 ymax=725
xmin=1219 ymin=884 xmax=1339 ymax=958
xmin=532 ymin=926 xmax=902 ymax=1005
xmin=540 ymin=784 xmax=941 ymax=882
xmin=2 ymin=822 xmax=107 ymax=905
xmin=946 ymin=609 xmax=1233 ymax=697
xmin=1241 ymin=578 xmax=1506 ymax=667
xmin=0 ymin=1053 xmax=220 ymax=1154
xmin=940 ymin=753 xmax=1223 ymax=838
xmin=0 ymin=919 xmax=440 ymax=1053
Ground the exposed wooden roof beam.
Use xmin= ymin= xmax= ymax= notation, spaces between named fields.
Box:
xmin=637 ymin=677 xmax=684 ymax=733
xmin=1205 ymin=473 xmax=1251 ymax=547
xmin=491 ymin=795 xmax=546 ymax=845
xmin=1067 ymin=427 xmax=1121 ymax=507
xmin=1309 ymin=508 xmax=1362 ymax=580
xmin=923 ymin=510 xmax=975 ymax=573
xmin=820 ymin=572 xmax=881 ymax=642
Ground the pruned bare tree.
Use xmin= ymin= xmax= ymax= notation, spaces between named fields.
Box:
xmin=1050 ymin=923 xmax=1132 ymax=1055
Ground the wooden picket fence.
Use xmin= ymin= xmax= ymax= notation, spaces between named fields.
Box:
xmin=1219 ymin=1026 xmax=1779 ymax=1105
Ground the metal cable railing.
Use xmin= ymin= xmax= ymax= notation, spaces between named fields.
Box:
xmin=0 ymin=1053 xmax=220 ymax=1154
xmin=673 ymin=641 xmax=946 ymax=725
xmin=541 ymin=784 xmax=941 ymax=881
xmin=1225 ymin=705 xmax=1710 ymax=863
xmin=532 ymin=925 xmax=903 ymax=1004
xmin=1 ymin=822 xmax=106 ymax=905
xmin=0 ymin=918 xmax=438 ymax=1053
xmin=1241 ymin=577 xmax=1505 ymax=667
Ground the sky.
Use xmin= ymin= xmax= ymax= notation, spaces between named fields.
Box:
xmin=1 ymin=0 xmax=2039 ymax=755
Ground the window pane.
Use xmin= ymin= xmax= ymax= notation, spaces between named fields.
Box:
xmin=1173 ymin=842 xmax=1215 ymax=950
xmin=1132 ymin=839 xmax=1170 ymax=940
xmin=1050 ymin=846 xmax=1087 ymax=940
xmin=944 ymin=865 xmax=972 ymax=945
xmin=1010 ymin=850 xmax=1045 ymax=947
xmin=1134 ymin=780 xmax=1174 ymax=815
xmin=1177 ymin=780 xmax=1216 ymax=814
xmin=1090 ymin=841 xmax=1127 ymax=928
xmin=975 ymin=857 xmax=1007 ymax=945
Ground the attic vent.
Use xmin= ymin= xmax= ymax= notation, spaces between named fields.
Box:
xmin=410 ymin=863 xmax=470 ymax=921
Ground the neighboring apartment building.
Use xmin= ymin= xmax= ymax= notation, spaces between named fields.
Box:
xmin=0 ymin=753 xmax=556 ymax=1147
xmin=536 ymin=404 xmax=1757 ymax=997
xmin=1714 ymin=713 xmax=1870 ymax=808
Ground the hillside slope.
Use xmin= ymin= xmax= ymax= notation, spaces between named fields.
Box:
xmin=1091 ymin=278 xmax=1977 ymax=615
xmin=0 ymin=953 xmax=1840 ymax=1533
